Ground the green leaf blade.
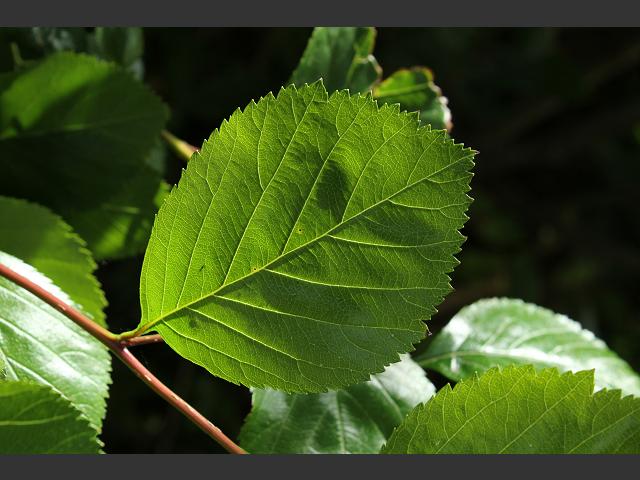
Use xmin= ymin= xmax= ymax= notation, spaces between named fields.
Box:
xmin=89 ymin=27 xmax=145 ymax=78
xmin=0 ymin=51 xmax=168 ymax=259
xmin=239 ymin=355 xmax=435 ymax=454
xmin=138 ymin=82 xmax=475 ymax=392
xmin=65 ymin=164 xmax=169 ymax=260
xmin=416 ymin=298 xmax=640 ymax=396
xmin=0 ymin=381 xmax=101 ymax=454
xmin=290 ymin=27 xmax=381 ymax=93
xmin=0 ymin=196 xmax=107 ymax=326
xmin=374 ymin=67 xmax=452 ymax=131
xmin=0 ymin=252 xmax=111 ymax=431
xmin=382 ymin=366 xmax=640 ymax=454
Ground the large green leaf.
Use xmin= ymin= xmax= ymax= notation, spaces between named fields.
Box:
xmin=0 ymin=252 xmax=111 ymax=430
xmin=0 ymin=380 xmax=101 ymax=453
xmin=290 ymin=27 xmax=381 ymax=93
xmin=239 ymin=355 xmax=435 ymax=453
xmin=0 ymin=51 xmax=168 ymax=259
xmin=415 ymin=298 xmax=640 ymax=396
xmin=0 ymin=196 xmax=107 ymax=326
xmin=373 ymin=67 xmax=452 ymax=131
xmin=382 ymin=366 xmax=640 ymax=454
xmin=136 ymin=81 xmax=475 ymax=392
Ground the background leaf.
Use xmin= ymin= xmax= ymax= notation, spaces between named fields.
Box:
xmin=0 ymin=196 xmax=107 ymax=326
xmin=416 ymin=298 xmax=640 ymax=396
xmin=0 ymin=28 xmax=144 ymax=79
xmin=373 ymin=67 xmax=452 ymax=131
xmin=137 ymin=82 xmax=475 ymax=392
xmin=64 ymin=165 xmax=169 ymax=260
xmin=0 ymin=28 xmax=87 ymax=71
xmin=239 ymin=355 xmax=435 ymax=453
xmin=0 ymin=252 xmax=111 ymax=430
xmin=0 ymin=380 xmax=101 ymax=453
xmin=26 ymin=26 xmax=636 ymax=454
xmin=88 ymin=28 xmax=145 ymax=79
xmin=0 ymin=51 xmax=167 ymax=259
xmin=290 ymin=27 xmax=381 ymax=93
xmin=383 ymin=365 xmax=640 ymax=454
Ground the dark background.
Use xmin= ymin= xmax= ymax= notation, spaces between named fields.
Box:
xmin=94 ymin=28 xmax=640 ymax=452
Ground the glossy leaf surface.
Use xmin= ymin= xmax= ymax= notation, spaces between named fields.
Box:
xmin=416 ymin=298 xmax=640 ymax=396
xmin=0 ymin=196 xmax=107 ymax=326
xmin=239 ymin=355 xmax=435 ymax=453
xmin=0 ymin=252 xmax=111 ymax=430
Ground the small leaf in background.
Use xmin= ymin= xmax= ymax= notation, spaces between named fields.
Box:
xmin=290 ymin=27 xmax=381 ymax=93
xmin=373 ymin=67 xmax=452 ymax=131
xmin=145 ymin=137 xmax=170 ymax=176
xmin=27 ymin=27 xmax=89 ymax=56
xmin=88 ymin=28 xmax=145 ymax=79
xmin=0 ymin=51 xmax=168 ymax=259
xmin=0 ymin=196 xmax=107 ymax=326
xmin=0 ymin=28 xmax=145 ymax=79
xmin=239 ymin=355 xmax=435 ymax=454
xmin=0 ymin=27 xmax=88 ymax=71
xmin=382 ymin=365 xmax=640 ymax=454
xmin=137 ymin=82 xmax=475 ymax=392
xmin=415 ymin=298 xmax=640 ymax=396
xmin=0 ymin=252 xmax=111 ymax=431
xmin=0 ymin=381 xmax=101 ymax=453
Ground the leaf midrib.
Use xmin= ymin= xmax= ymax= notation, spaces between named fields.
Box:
xmin=221 ymin=86 xmax=320 ymax=286
xmin=139 ymin=143 xmax=472 ymax=335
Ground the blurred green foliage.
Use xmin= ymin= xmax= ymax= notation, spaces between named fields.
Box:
xmin=2 ymin=27 xmax=639 ymax=453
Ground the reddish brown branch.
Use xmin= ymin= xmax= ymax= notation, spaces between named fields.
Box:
xmin=0 ymin=262 xmax=246 ymax=455
xmin=0 ymin=263 xmax=120 ymax=348
xmin=112 ymin=347 xmax=245 ymax=454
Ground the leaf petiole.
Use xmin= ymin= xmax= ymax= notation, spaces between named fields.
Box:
xmin=121 ymin=334 xmax=164 ymax=347
xmin=161 ymin=130 xmax=198 ymax=162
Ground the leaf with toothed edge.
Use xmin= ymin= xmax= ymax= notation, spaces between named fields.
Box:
xmin=373 ymin=67 xmax=453 ymax=131
xmin=382 ymin=366 xmax=640 ymax=454
xmin=0 ymin=251 xmax=111 ymax=431
xmin=0 ymin=380 xmax=102 ymax=453
xmin=290 ymin=27 xmax=382 ymax=93
xmin=415 ymin=298 xmax=640 ymax=396
xmin=0 ymin=51 xmax=168 ymax=259
xmin=0 ymin=196 xmax=108 ymax=327
xmin=136 ymin=81 xmax=475 ymax=393
xmin=239 ymin=355 xmax=435 ymax=454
